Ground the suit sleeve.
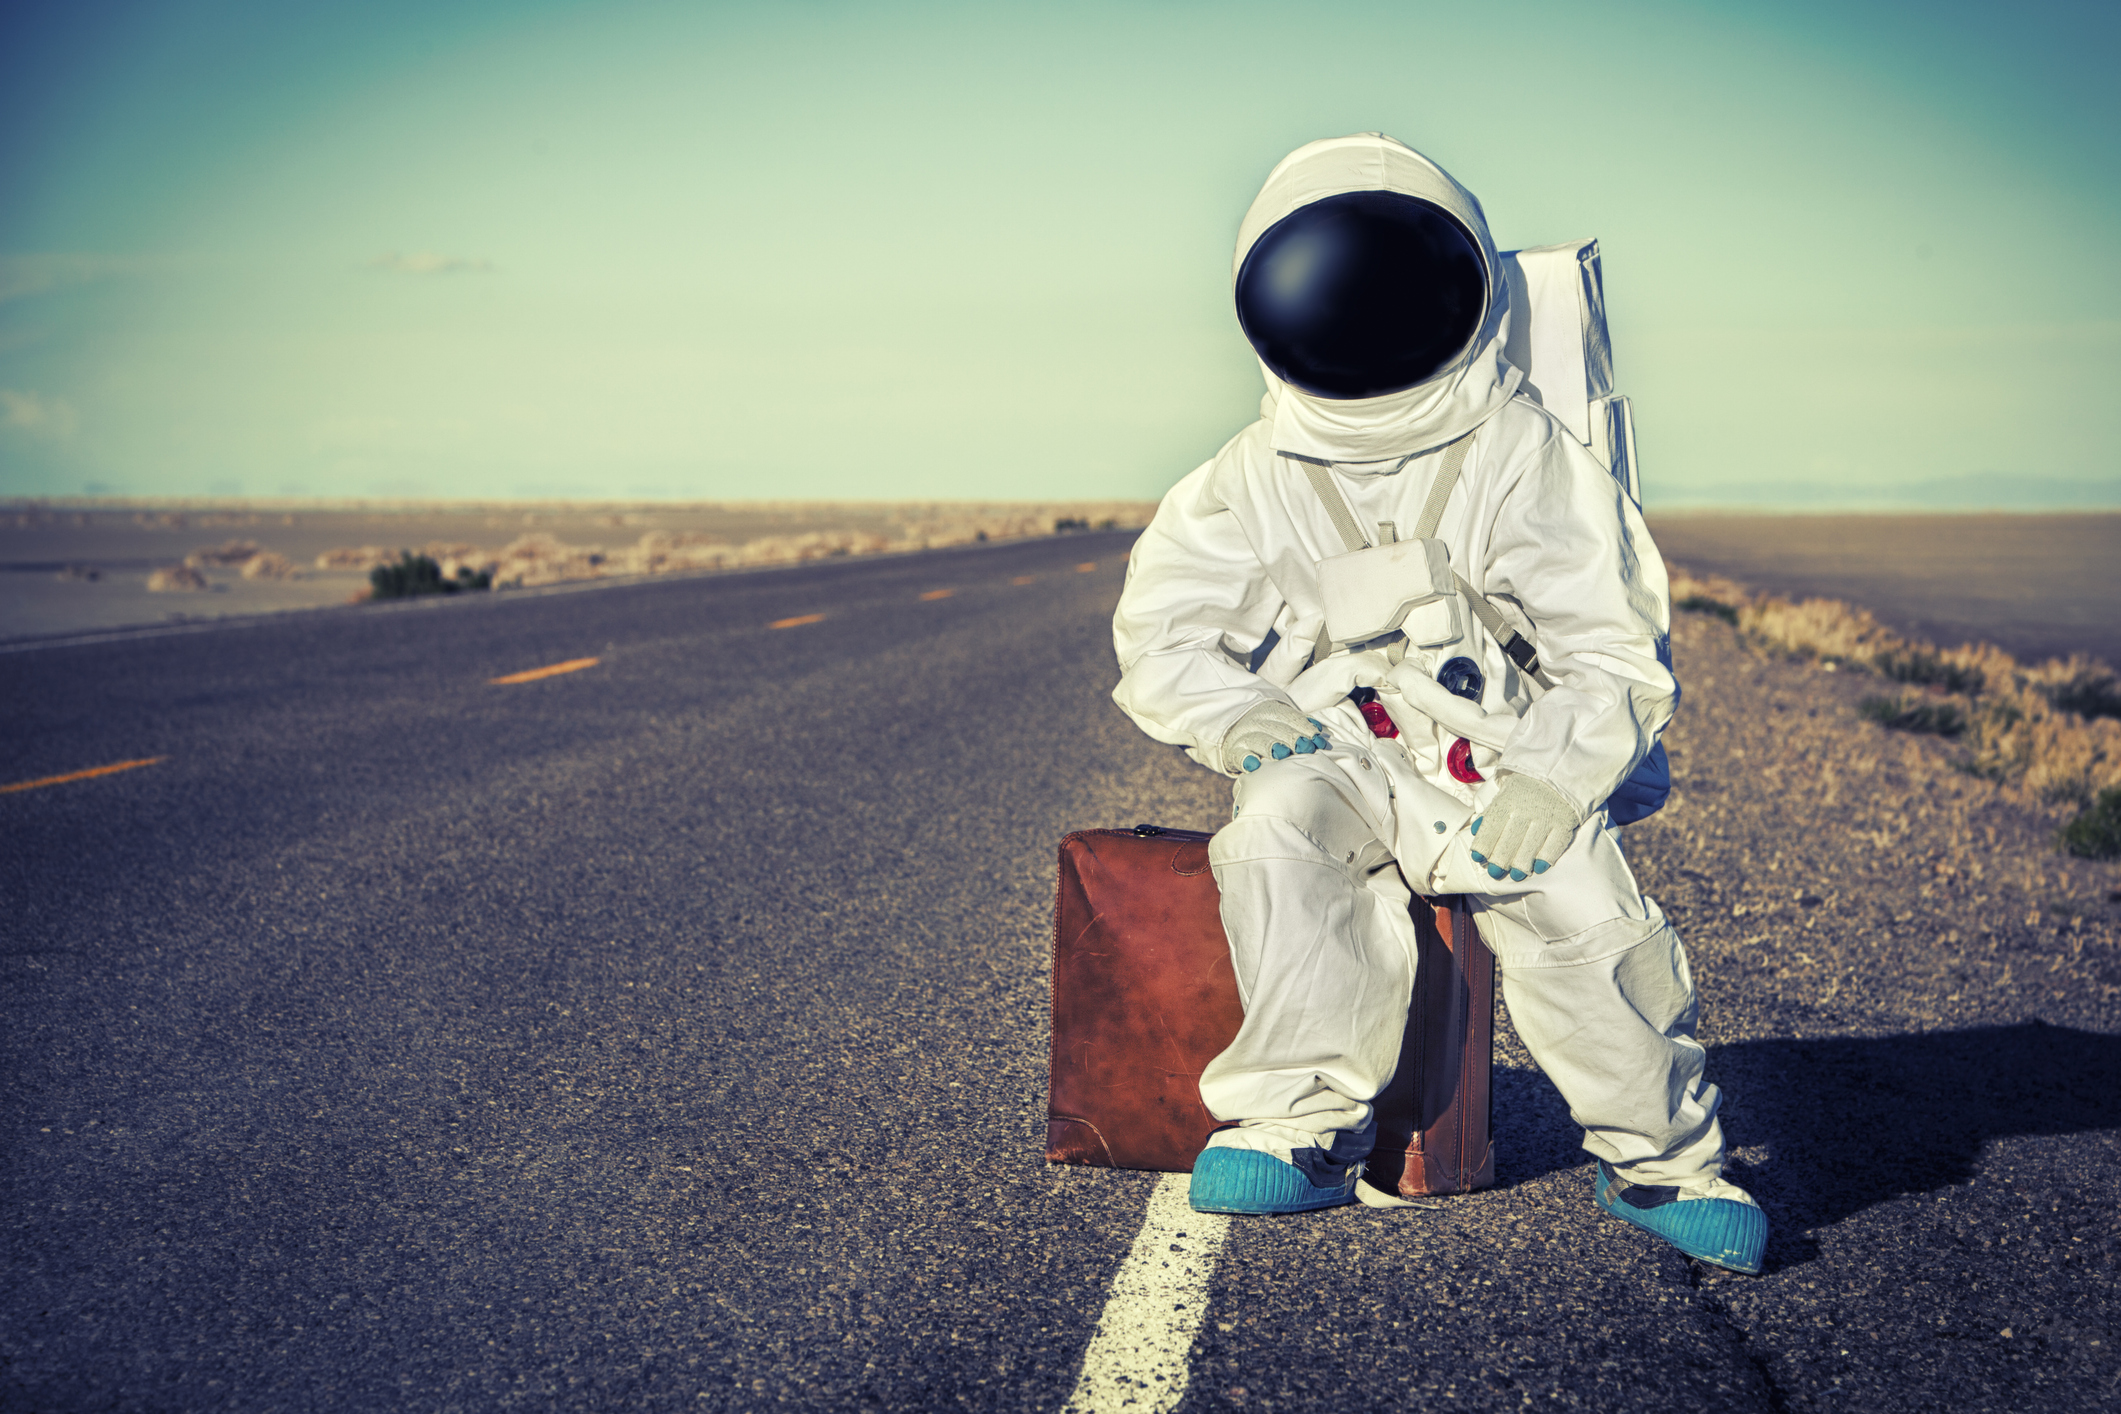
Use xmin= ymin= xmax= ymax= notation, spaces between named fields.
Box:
xmin=1484 ymin=431 xmax=1677 ymax=817
xmin=1111 ymin=462 xmax=1293 ymax=775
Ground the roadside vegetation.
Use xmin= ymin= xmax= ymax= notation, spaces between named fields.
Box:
xmin=319 ymin=503 xmax=1156 ymax=590
xmin=369 ymin=552 xmax=492 ymax=599
xmin=1670 ymin=566 xmax=2121 ymax=859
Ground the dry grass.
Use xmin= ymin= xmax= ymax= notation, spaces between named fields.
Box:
xmin=237 ymin=550 xmax=302 ymax=581
xmin=312 ymin=503 xmax=1155 ymax=591
xmin=145 ymin=564 xmax=211 ymax=593
xmin=185 ymin=539 xmax=265 ymax=568
xmin=1669 ymin=565 xmax=2121 ymax=852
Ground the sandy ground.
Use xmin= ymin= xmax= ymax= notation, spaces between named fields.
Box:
xmin=1647 ymin=513 xmax=2121 ymax=670
xmin=0 ymin=501 xmax=1149 ymax=642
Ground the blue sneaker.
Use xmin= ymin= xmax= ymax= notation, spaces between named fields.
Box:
xmin=1189 ymin=1146 xmax=1360 ymax=1215
xmin=1593 ymin=1161 xmax=1768 ymax=1275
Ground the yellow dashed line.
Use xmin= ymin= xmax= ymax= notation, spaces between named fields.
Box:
xmin=770 ymin=614 xmax=825 ymax=629
xmin=1075 ymin=562 xmax=1097 ymax=573
xmin=1011 ymin=575 xmax=1036 ymax=585
xmin=919 ymin=589 xmax=954 ymax=601
xmin=490 ymin=657 xmax=600 ymax=685
xmin=1 ymin=757 xmax=167 ymax=795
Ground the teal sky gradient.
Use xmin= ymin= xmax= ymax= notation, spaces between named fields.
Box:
xmin=3 ymin=0 xmax=2116 ymax=505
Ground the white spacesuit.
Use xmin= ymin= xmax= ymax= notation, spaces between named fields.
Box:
xmin=1110 ymin=134 xmax=1766 ymax=1273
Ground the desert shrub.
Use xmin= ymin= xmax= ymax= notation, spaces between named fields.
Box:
xmin=2033 ymin=659 xmax=2121 ymax=722
xmin=1738 ymin=594 xmax=1899 ymax=666
xmin=1860 ymin=695 xmax=1967 ymax=737
xmin=146 ymin=564 xmax=210 ymax=592
xmin=1676 ymin=594 xmax=1738 ymax=625
xmin=1874 ymin=647 xmax=1987 ymax=696
xmin=2060 ymin=787 xmax=2121 ymax=860
xmin=369 ymin=552 xmax=491 ymax=599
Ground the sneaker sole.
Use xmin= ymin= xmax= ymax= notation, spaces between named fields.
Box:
xmin=1189 ymin=1148 xmax=1357 ymax=1215
xmin=1594 ymin=1168 xmax=1767 ymax=1275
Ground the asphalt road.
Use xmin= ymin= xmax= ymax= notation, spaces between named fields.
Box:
xmin=4 ymin=530 xmax=2116 ymax=1412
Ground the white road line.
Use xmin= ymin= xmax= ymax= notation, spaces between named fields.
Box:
xmin=1064 ymin=1173 xmax=1230 ymax=1413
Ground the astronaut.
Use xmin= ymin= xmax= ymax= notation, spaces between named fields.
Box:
xmin=1110 ymin=134 xmax=1766 ymax=1274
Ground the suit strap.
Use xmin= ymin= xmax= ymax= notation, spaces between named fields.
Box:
xmin=1283 ymin=431 xmax=1474 ymax=554
xmin=1412 ymin=433 xmax=1473 ymax=541
xmin=1291 ymin=458 xmax=1370 ymax=554
xmin=1285 ymin=428 xmax=1554 ymax=689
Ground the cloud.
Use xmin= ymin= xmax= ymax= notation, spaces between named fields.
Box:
xmin=0 ymin=252 xmax=163 ymax=304
xmin=0 ymin=389 xmax=80 ymax=439
xmin=365 ymin=251 xmax=494 ymax=275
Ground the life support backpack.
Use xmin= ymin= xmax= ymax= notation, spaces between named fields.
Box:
xmin=1500 ymin=239 xmax=1639 ymax=505
xmin=1502 ymin=239 xmax=1668 ymax=822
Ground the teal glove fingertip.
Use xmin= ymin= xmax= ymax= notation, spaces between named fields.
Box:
xmin=1487 ymin=864 xmax=1506 ymax=880
xmin=1470 ymin=815 xmax=1484 ymax=836
xmin=1469 ymin=849 xmax=1487 ymax=863
xmin=1270 ymin=742 xmax=1292 ymax=760
xmin=1508 ymin=868 xmax=1526 ymax=882
xmin=1531 ymin=859 xmax=1550 ymax=874
xmin=1242 ymin=755 xmax=1261 ymax=772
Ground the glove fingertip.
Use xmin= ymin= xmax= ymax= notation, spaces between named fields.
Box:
xmin=1531 ymin=859 xmax=1549 ymax=874
xmin=1470 ymin=816 xmax=1484 ymax=836
xmin=1486 ymin=864 xmax=1506 ymax=880
xmin=1242 ymin=755 xmax=1260 ymax=772
xmin=1469 ymin=850 xmax=1486 ymax=864
xmin=1270 ymin=742 xmax=1292 ymax=760
xmin=1508 ymin=868 xmax=1526 ymax=882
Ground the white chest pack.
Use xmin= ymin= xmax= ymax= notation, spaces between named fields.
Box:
xmin=1301 ymin=438 xmax=1471 ymax=652
xmin=1293 ymin=436 xmax=1554 ymax=690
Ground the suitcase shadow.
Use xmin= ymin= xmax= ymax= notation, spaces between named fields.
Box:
xmin=1490 ymin=1020 xmax=2121 ymax=1270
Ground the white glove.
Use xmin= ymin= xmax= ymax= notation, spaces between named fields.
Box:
xmin=1219 ymin=700 xmax=1331 ymax=775
xmin=1469 ymin=773 xmax=1581 ymax=881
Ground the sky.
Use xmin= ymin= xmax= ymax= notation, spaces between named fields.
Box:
xmin=2 ymin=0 xmax=2116 ymax=508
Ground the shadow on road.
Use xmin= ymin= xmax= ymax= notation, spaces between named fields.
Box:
xmin=1495 ymin=1021 xmax=2121 ymax=1262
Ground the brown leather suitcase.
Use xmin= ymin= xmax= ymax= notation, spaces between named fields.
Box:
xmin=1047 ymin=823 xmax=1494 ymax=1196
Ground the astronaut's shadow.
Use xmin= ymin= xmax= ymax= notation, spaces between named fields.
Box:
xmin=1489 ymin=1020 xmax=2121 ymax=1258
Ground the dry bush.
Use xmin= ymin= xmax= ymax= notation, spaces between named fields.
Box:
xmin=889 ymin=502 xmax=1155 ymax=551
xmin=186 ymin=538 xmax=262 ymax=567
xmin=424 ymin=503 xmax=1155 ymax=589
xmin=629 ymin=530 xmax=737 ymax=575
xmin=315 ymin=545 xmax=396 ymax=570
xmin=239 ymin=551 xmax=302 ymax=581
xmin=1668 ymin=563 xmax=2121 ymax=834
xmin=489 ymin=533 xmax=606 ymax=587
xmin=147 ymin=564 xmax=210 ymax=592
